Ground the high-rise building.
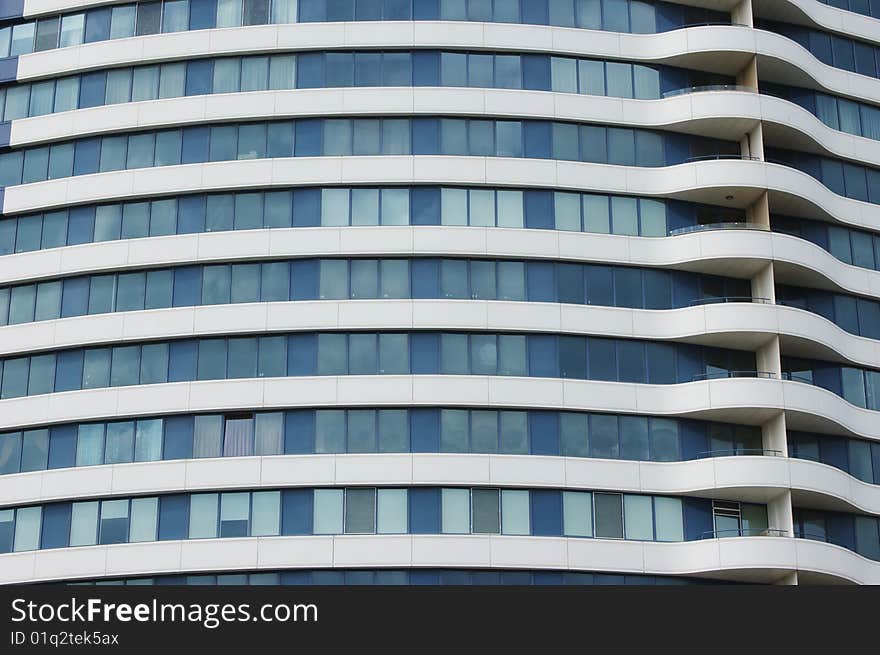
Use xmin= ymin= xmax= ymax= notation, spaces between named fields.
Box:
xmin=0 ymin=0 xmax=879 ymax=586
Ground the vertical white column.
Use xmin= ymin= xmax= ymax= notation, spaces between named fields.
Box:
xmin=732 ymin=0 xmax=754 ymax=27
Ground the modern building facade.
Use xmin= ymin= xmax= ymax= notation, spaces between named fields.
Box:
xmin=0 ymin=0 xmax=879 ymax=586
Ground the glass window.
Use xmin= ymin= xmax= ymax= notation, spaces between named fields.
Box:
xmin=21 ymin=430 xmax=49 ymax=472
xmin=159 ymin=63 xmax=186 ymax=98
xmin=440 ymin=410 xmax=468 ymax=453
xmin=741 ymin=504 xmax=768 ymax=536
xmin=110 ymin=5 xmax=136 ymax=38
xmin=110 ymin=346 xmax=140 ymax=387
xmin=465 ymin=53 xmax=492 ymax=88
xmin=499 ymin=411 xmax=528 ymax=454
xmin=104 ymin=421 xmax=134 ymax=464
xmin=136 ymin=2 xmax=162 ymax=34
xmin=441 ymin=488 xmax=470 ymax=533
xmin=472 ymin=488 xmax=500 ymax=533
xmin=609 ymin=196 xmax=639 ymax=236
xmin=315 ymin=410 xmax=345 ymax=453
xmin=105 ymin=69 xmax=132 ymax=105
xmin=551 ymin=57 xmax=578 ymax=93
xmin=216 ymin=0 xmax=242 ymax=26
xmin=34 ymin=283 xmax=61 ymax=321
xmin=378 ymin=409 xmax=408 ymax=452
xmin=497 ymin=190 xmax=523 ymax=227
xmin=132 ymin=66 xmax=160 ymax=101
xmin=321 ymin=188 xmax=350 ymax=225
xmin=554 ymin=192 xmax=581 ymax=231
xmin=560 ymin=412 xmax=588 ymax=457
xmin=469 ymin=189 xmax=495 ymax=227
xmin=189 ymin=493 xmax=219 ymax=538
xmin=219 ymin=492 xmax=250 ymax=537
xmin=162 ymin=0 xmax=189 ymax=31
xmin=563 ymin=490 xmax=593 ymax=537
xmin=354 ymin=119 xmax=382 ymax=154
xmin=0 ymin=433 xmax=22 ymax=474
xmin=75 ymin=424 xmax=104 ymax=467
xmin=842 ymin=367 xmax=867 ymax=408
xmin=594 ymin=493 xmax=623 ymax=539
xmin=441 ymin=188 xmax=468 ymax=226
xmin=252 ymin=491 xmax=281 ymax=536
xmin=623 ymin=495 xmax=653 ymax=540
xmin=79 ymin=347 xmax=111 ymax=390
xmin=254 ymin=412 xmax=283 ymax=455
xmin=69 ymin=501 xmax=99 ymax=546
xmin=60 ymin=14 xmax=86 ymax=47
xmin=273 ymin=0 xmax=298 ymax=24
xmin=193 ymin=415 xmax=223 ymax=458
xmin=580 ymin=194 xmax=609 ymax=234
xmin=589 ymin=413 xmax=618 ymax=459
xmin=380 ymin=188 xmax=408 ymax=225
xmin=99 ymin=136 xmax=127 ymax=172
xmin=501 ymin=489 xmax=530 ymax=535
xmin=0 ymin=509 xmax=12 ymax=553
xmin=495 ymin=55 xmax=521 ymax=89
xmin=1 ymin=358 xmax=28 ymax=399
xmin=80 ymin=276 xmax=114 ymax=313
xmin=653 ymin=497 xmax=683 ymax=541
xmin=347 ymin=410 xmax=377 ymax=452
xmin=651 ymin=418 xmax=679 ymax=462
xmin=28 ymin=81 xmax=55 ymax=117
xmin=53 ymin=78 xmax=79 ymax=113
xmin=314 ymin=489 xmax=344 ymax=534
xmin=5 ymin=86 xmax=31 ymax=121
xmin=440 ymin=333 xmax=469 ymax=373
xmin=377 ymin=489 xmax=407 ymax=533
xmin=99 ymin=499 xmax=129 ymax=545
xmin=344 ymin=488 xmax=376 ymax=534
xmin=620 ymin=416 xmax=649 ymax=460
xmin=134 ymin=419 xmax=162 ymax=462
xmin=129 ymin=497 xmax=158 ymax=542
xmin=13 ymin=507 xmax=41 ymax=552
xmin=10 ymin=22 xmax=35 ymax=56
xmin=243 ymin=0 xmax=270 ymax=24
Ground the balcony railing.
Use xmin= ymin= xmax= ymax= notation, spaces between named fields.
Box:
xmin=689 ymin=296 xmax=774 ymax=306
xmin=691 ymin=370 xmax=777 ymax=381
xmin=685 ymin=154 xmax=763 ymax=163
xmin=669 ymin=222 xmax=770 ymax=236
xmin=701 ymin=528 xmax=788 ymax=539
xmin=690 ymin=448 xmax=783 ymax=459
xmin=662 ymin=84 xmax=756 ymax=98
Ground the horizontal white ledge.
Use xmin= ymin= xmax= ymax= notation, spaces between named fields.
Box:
xmin=1 ymin=452 xmax=878 ymax=516
xmin=3 ymin=226 xmax=880 ymax=303
xmin=9 ymin=88 xmax=880 ymax=175
xmin=0 ymin=375 xmax=876 ymax=443
xmin=12 ymin=23 xmax=759 ymax=82
xmin=755 ymin=0 xmax=880 ymax=46
xmin=3 ymin=157 xmax=878 ymax=235
xmin=12 ymin=21 xmax=880 ymax=106
xmin=0 ymin=534 xmax=873 ymax=584
xmin=0 ymin=299 xmax=876 ymax=370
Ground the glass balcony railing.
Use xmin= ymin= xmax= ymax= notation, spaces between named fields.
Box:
xmin=669 ymin=222 xmax=770 ymax=236
xmin=662 ymin=84 xmax=756 ymax=98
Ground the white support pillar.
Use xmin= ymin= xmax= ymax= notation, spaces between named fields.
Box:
xmin=732 ymin=0 xmax=754 ymax=27
xmin=736 ymin=55 xmax=759 ymax=91
xmin=768 ymin=489 xmax=795 ymax=539
xmin=747 ymin=191 xmax=771 ymax=229
xmin=762 ymin=411 xmax=788 ymax=457
xmin=751 ymin=262 xmax=776 ymax=304
xmin=740 ymin=122 xmax=764 ymax=161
